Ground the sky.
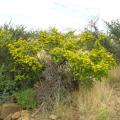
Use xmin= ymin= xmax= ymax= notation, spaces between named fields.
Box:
xmin=0 ymin=0 xmax=120 ymax=31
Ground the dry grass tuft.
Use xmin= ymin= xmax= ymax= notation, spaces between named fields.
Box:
xmin=32 ymin=66 xmax=120 ymax=120
xmin=40 ymin=80 xmax=114 ymax=120
xmin=108 ymin=65 xmax=120 ymax=87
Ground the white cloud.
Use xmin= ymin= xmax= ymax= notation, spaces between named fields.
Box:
xmin=0 ymin=0 xmax=120 ymax=30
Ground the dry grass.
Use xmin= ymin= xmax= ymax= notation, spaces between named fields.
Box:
xmin=108 ymin=65 xmax=120 ymax=87
xmin=34 ymin=81 xmax=114 ymax=120
xmin=76 ymin=81 xmax=114 ymax=120
xmin=51 ymin=81 xmax=114 ymax=120
xmin=32 ymin=65 xmax=120 ymax=120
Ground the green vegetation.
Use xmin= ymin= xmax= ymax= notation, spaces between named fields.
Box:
xmin=15 ymin=89 xmax=37 ymax=109
xmin=0 ymin=19 xmax=120 ymax=119
xmin=103 ymin=20 xmax=120 ymax=62
xmin=0 ymin=23 xmax=115 ymax=93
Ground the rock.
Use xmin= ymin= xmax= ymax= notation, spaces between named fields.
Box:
xmin=4 ymin=110 xmax=30 ymax=120
xmin=12 ymin=112 xmax=21 ymax=120
xmin=0 ymin=103 xmax=20 ymax=120
xmin=4 ymin=114 xmax=12 ymax=120
xmin=80 ymin=116 xmax=85 ymax=120
xmin=18 ymin=110 xmax=30 ymax=120
xmin=49 ymin=114 xmax=58 ymax=120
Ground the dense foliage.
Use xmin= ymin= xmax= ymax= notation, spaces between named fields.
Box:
xmin=0 ymin=23 xmax=116 ymax=99
xmin=36 ymin=28 xmax=115 ymax=87
xmin=103 ymin=20 xmax=120 ymax=62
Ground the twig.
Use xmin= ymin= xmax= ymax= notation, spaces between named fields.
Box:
xmin=31 ymin=102 xmax=45 ymax=117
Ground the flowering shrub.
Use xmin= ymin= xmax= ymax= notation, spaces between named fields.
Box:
xmin=0 ymin=26 xmax=116 ymax=90
xmin=36 ymin=29 xmax=116 ymax=87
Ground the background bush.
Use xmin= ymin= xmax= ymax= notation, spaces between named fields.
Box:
xmin=103 ymin=20 xmax=120 ymax=62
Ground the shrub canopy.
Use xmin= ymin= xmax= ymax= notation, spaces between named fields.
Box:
xmin=0 ymin=26 xmax=116 ymax=93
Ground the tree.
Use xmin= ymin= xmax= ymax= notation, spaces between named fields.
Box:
xmin=105 ymin=19 xmax=120 ymax=62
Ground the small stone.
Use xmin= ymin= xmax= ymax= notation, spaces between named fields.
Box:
xmin=12 ymin=112 xmax=21 ymax=120
xmin=49 ymin=114 xmax=58 ymax=120
xmin=18 ymin=110 xmax=30 ymax=120
xmin=0 ymin=103 xmax=20 ymax=119
xmin=4 ymin=114 xmax=13 ymax=120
